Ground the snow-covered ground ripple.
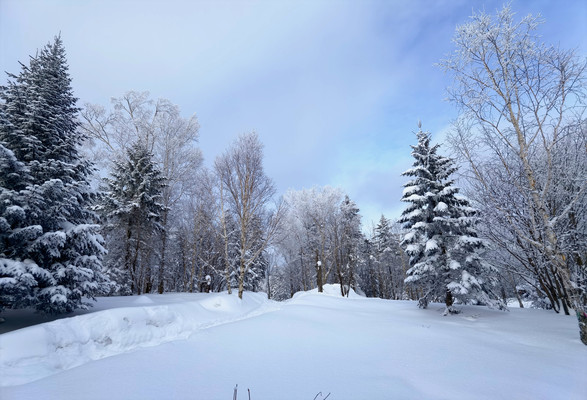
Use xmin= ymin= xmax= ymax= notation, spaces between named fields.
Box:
xmin=0 ymin=292 xmax=280 ymax=386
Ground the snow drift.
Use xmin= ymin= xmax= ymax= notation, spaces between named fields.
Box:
xmin=0 ymin=292 xmax=276 ymax=386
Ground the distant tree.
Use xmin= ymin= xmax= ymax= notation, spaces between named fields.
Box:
xmin=0 ymin=36 xmax=110 ymax=313
xmin=441 ymin=5 xmax=586 ymax=342
xmin=400 ymin=126 xmax=499 ymax=314
xmin=99 ymin=142 xmax=167 ymax=294
xmin=335 ymin=195 xmax=363 ymax=296
xmin=181 ymin=168 xmax=222 ymax=293
xmin=268 ymin=262 xmax=292 ymax=301
xmin=214 ymin=132 xmax=283 ymax=299
xmin=281 ymin=186 xmax=344 ymax=293
xmin=368 ymin=216 xmax=406 ymax=299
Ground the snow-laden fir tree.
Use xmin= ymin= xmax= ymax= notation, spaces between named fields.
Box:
xmin=0 ymin=145 xmax=52 ymax=310
xmin=98 ymin=142 xmax=167 ymax=295
xmin=371 ymin=216 xmax=397 ymax=299
xmin=337 ymin=195 xmax=363 ymax=296
xmin=0 ymin=36 xmax=111 ymax=314
xmin=224 ymin=212 xmax=268 ymax=293
xmin=399 ymin=125 xmax=500 ymax=313
xmin=240 ymin=215 xmax=269 ymax=292
xmin=356 ymin=236 xmax=377 ymax=298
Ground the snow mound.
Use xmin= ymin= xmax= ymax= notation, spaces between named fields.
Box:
xmin=292 ymin=283 xmax=364 ymax=300
xmin=0 ymin=292 xmax=275 ymax=386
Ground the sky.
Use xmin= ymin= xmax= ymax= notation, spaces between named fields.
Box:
xmin=1 ymin=0 xmax=586 ymax=229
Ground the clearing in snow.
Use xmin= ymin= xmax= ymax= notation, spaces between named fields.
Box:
xmin=0 ymin=284 xmax=585 ymax=400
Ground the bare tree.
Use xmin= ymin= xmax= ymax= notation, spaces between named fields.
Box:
xmin=81 ymin=91 xmax=202 ymax=293
xmin=180 ymin=168 xmax=220 ymax=293
xmin=214 ymin=132 xmax=283 ymax=299
xmin=281 ymin=186 xmax=344 ymax=293
xmin=440 ymin=5 xmax=587 ymax=343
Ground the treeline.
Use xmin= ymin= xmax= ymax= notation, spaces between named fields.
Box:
xmin=82 ymin=95 xmax=408 ymax=302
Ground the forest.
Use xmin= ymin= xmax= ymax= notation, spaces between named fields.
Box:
xmin=0 ymin=5 xmax=585 ymax=346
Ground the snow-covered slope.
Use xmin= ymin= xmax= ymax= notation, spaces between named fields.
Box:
xmin=1 ymin=285 xmax=585 ymax=400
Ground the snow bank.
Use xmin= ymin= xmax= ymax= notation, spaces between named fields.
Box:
xmin=0 ymin=292 xmax=276 ymax=386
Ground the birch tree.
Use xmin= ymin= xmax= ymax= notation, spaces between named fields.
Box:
xmin=281 ymin=186 xmax=343 ymax=293
xmin=214 ymin=132 xmax=283 ymax=299
xmin=441 ymin=5 xmax=587 ymax=342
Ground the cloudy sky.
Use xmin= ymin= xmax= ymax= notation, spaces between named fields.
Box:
xmin=1 ymin=0 xmax=586 ymax=228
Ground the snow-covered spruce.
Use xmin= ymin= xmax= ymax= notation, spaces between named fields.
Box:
xmin=337 ymin=195 xmax=362 ymax=297
xmin=0 ymin=36 xmax=111 ymax=314
xmin=97 ymin=142 xmax=167 ymax=295
xmin=367 ymin=215 xmax=406 ymax=300
xmin=399 ymin=126 xmax=502 ymax=313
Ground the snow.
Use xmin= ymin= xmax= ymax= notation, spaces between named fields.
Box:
xmin=0 ymin=291 xmax=276 ymax=387
xmin=434 ymin=201 xmax=448 ymax=212
xmin=403 ymin=231 xmax=416 ymax=241
xmin=425 ymin=239 xmax=439 ymax=251
xmin=403 ymin=208 xmax=423 ymax=220
xmin=404 ymin=194 xmax=424 ymax=202
xmin=405 ymin=244 xmax=420 ymax=253
xmin=1 ymin=285 xmax=585 ymax=400
xmin=458 ymin=235 xmax=483 ymax=245
xmin=402 ymin=185 xmax=418 ymax=196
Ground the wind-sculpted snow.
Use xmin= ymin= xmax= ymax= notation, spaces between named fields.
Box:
xmin=0 ymin=292 xmax=278 ymax=386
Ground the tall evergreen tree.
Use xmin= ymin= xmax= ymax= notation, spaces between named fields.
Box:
xmin=372 ymin=215 xmax=394 ymax=298
xmin=0 ymin=36 xmax=110 ymax=314
xmin=0 ymin=145 xmax=49 ymax=310
xmin=99 ymin=142 xmax=167 ymax=295
xmin=337 ymin=195 xmax=362 ymax=296
xmin=399 ymin=126 xmax=499 ymax=313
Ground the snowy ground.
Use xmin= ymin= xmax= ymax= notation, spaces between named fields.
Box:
xmin=1 ymin=285 xmax=585 ymax=400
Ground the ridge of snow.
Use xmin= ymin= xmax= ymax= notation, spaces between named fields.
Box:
xmin=0 ymin=292 xmax=278 ymax=386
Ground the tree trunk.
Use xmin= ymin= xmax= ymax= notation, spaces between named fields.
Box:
xmin=266 ymin=265 xmax=271 ymax=300
xmin=578 ymin=309 xmax=587 ymax=346
xmin=445 ymin=290 xmax=454 ymax=308
xmin=131 ymin=228 xmax=142 ymax=294
xmin=125 ymin=226 xmax=134 ymax=293
xmin=238 ymin=256 xmax=246 ymax=300
xmin=300 ymin=248 xmax=308 ymax=291
xmin=158 ymin=212 xmax=168 ymax=294
xmin=315 ymin=251 xmax=323 ymax=292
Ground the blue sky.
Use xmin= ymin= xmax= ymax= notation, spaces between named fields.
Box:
xmin=1 ymin=0 xmax=586 ymax=228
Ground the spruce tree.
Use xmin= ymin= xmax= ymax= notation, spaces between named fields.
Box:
xmin=99 ymin=142 xmax=167 ymax=294
xmin=399 ymin=126 xmax=499 ymax=313
xmin=0 ymin=36 xmax=110 ymax=314
xmin=338 ymin=195 xmax=362 ymax=296
xmin=0 ymin=145 xmax=51 ymax=310
xmin=372 ymin=215 xmax=394 ymax=298
xmin=241 ymin=215 xmax=268 ymax=292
